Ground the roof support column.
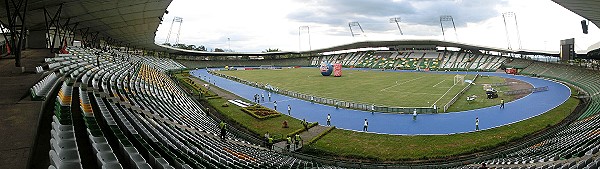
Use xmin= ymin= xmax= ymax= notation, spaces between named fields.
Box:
xmin=3 ymin=0 xmax=28 ymax=67
xmin=43 ymin=4 xmax=62 ymax=53
xmin=79 ymin=27 xmax=89 ymax=48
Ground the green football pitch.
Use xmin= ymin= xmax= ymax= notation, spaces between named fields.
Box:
xmin=218 ymin=68 xmax=477 ymax=108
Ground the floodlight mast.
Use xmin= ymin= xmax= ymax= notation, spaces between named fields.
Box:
xmin=165 ymin=17 xmax=183 ymax=44
xmin=298 ymin=26 xmax=312 ymax=56
xmin=502 ymin=12 xmax=522 ymax=50
xmin=348 ymin=22 xmax=365 ymax=37
xmin=389 ymin=17 xmax=404 ymax=35
xmin=439 ymin=15 xmax=458 ymax=42
xmin=175 ymin=17 xmax=183 ymax=44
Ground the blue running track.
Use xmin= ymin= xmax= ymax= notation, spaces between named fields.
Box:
xmin=190 ymin=69 xmax=570 ymax=135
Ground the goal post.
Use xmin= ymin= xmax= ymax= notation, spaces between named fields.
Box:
xmin=454 ymin=75 xmax=465 ymax=85
xmin=259 ymin=65 xmax=274 ymax=69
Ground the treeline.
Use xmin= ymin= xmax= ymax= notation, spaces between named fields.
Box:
xmin=162 ymin=43 xmax=231 ymax=52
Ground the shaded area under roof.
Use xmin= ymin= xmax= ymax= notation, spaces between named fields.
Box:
xmin=0 ymin=0 xmax=172 ymax=50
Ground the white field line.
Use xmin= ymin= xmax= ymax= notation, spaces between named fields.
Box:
xmin=431 ymin=83 xmax=457 ymax=106
xmin=380 ymin=76 xmax=425 ymax=92
xmin=432 ymin=79 xmax=447 ymax=88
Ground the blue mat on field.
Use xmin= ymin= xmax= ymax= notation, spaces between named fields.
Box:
xmin=191 ymin=69 xmax=571 ymax=135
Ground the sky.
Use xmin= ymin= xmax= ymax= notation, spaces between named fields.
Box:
xmin=155 ymin=0 xmax=600 ymax=53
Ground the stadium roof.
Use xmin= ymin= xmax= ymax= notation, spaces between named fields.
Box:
xmin=161 ymin=39 xmax=561 ymax=57
xmin=0 ymin=0 xmax=172 ymax=51
xmin=553 ymin=0 xmax=600 ymax=29
xmin=307 ymin=39 xmax=560 ymax=55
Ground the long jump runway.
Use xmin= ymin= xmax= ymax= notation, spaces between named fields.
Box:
xmin=191 ymin=69 xmax=570 ymax=135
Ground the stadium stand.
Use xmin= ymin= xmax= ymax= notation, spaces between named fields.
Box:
xmin=450 ymin=59 xmax=600 ymax=168
xmin=310 ymin=50 xmax=505 ymax=71
xmin=177 ymin=57 xmax=310 ymax=68
xmin=519 ymin=60 xmax=600 ymax=120
xmin=38 ymin=46 xmax=333 ymax=169
xmin=33 ymin=46 xmax=600 ymax=168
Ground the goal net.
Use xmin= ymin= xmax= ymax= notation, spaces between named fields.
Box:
xmin=454 ymin=75 xmax=465 ymax=85
xmin=259 ymin=65 xmax=275 ymax=69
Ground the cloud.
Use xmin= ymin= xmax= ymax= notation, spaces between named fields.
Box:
xmin=287 ymin=0 xmax=508 ymax=35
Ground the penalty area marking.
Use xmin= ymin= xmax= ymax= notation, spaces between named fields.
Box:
xmin=432 ymin=79 xmax=447 ymax=88
xmin=380 ymin=76 xmax=425 ymax=92
xmin=431 ymin=83 xmax=457 ymax=107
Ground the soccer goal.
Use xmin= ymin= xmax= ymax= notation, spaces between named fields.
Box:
xmin=454 ymin=75 xmax=465 ymax=85
xmin=259 ymin=65 xmax=275 ymax=70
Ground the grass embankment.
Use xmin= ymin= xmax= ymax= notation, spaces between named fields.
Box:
xmin=302 ymin=93 xmax=578 ymax=161
xmin=173 ymin=71 xmax=218 ymax=97
xmin=174 ymin=71 xmax=310 ymax=141
xmin=208 ymin=98 xmax=310 ymax=141
xmin=447 ymin=76 xmax=521 ymax=112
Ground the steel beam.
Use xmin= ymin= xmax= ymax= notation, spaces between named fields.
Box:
xmin=4 ymin=0 xmax=28 ymax=67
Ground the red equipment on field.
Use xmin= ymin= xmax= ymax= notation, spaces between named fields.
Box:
xmin=333 ymin=63 xmax=342 ymax=77
xmin=505 ymin=68 xmax=517 ymax=75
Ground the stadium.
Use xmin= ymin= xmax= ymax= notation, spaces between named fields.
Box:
xmin=1 ymin=0 xmax=600 ymax=169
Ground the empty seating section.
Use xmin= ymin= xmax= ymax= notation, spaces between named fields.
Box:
xmin=310 ymin=50 xmax=504 ymax=71
xmin=37 ymin=46 xmax=326 ymax=169
xmin=520 ymin=60 xmax=600 ymax=120
xmin=466 ymin=59 xmax=600 ymax=168
xmin=31 ymin=72 xmax=59 ymax=100
xmin=503 ymin=59 xmax=534 ymax=69
xmin=479 ymin=114 xmax=600 ymax=168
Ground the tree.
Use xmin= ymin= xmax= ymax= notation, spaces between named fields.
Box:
xmin=213 ymin=48 xmax=225 ymax=52
xmin=195 ymin=45 xmax=206 ymax=51
xmin=263 ymin=48 xmax=281 ymax=53
xmin=174 ymin=43 xmax=187 ymax=49
xmin=186 ymin=44 xmax=196 ymax=50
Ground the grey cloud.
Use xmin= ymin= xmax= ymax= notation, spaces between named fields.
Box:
xmin=288 ymin=0 xmax=507 ymax=35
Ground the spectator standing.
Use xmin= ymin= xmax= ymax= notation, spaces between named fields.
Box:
xmin=500 ymin=99 xmax=505 ymax=109
xmin=371 ymin=104 xmax=375 ymax=114
xmin=264 ymin=132 xmax=270 ymax=146
xmin=363 ymin=119 xmax=368 ymax=132
xmin=267 ymin=137 xmax=273 ymax=150
xmin=294 ymin=134 xmax=302 ymax=149
xmin=413 ymin=109 xmax=417 ymax=120
xmin=476 ymin=117 xmax=480 ymax=131
xmin=286 ymin=136 xmax=292 ymax=151
xmin=219 ymin=121 xmax=227 ymax=140
xmin=302 ymin=119 xmax=308 ymax=131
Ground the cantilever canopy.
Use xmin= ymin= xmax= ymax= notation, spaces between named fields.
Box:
xmin=553 ymin=0 xmax=600 ymax=30
xmin=0 ymin=0 xmax=171 ymax=50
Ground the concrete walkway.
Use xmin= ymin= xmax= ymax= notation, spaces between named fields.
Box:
xmin=0 ymin=49 xmax=52 ymax=169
